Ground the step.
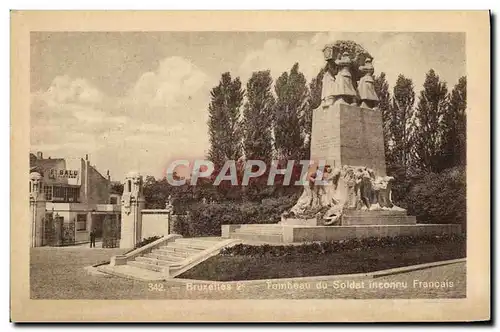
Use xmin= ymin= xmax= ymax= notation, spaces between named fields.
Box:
xmin=174 ymin=238 xmax=223 ymax=245
xmin=183 ymin=237 xmax=223 ymax=241
xmin=159 ymin=244 xmax=203 ymax=254
xmin=151 ymin=248 xmax=199 ymax=258
xmin=232 ymin=228 xmax=284 ymax=235
xmin=135 ymin=256 xmax=177 ymax=266
xmin=141 ymin=253 xmax=185 ymax=263
xmin=237 ymin=224 xmax=283 ymax=229
xmin=145 ymin=252 xmax=188 ymax=262
xmin=229 ymin=232 xmax=284 ymax=243
xmin=172 ymin=239 xmax=221 ymax=250
xmin=151 ymin=249 xmax=191 ymax=258
xmin=127 ymin=260 xmax=167 ymax=272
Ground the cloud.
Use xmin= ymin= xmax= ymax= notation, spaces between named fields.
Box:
xmin=238 ymin=38 xmax=325 ymax=83
xmin=129 ymin=56 xmax=209 ymax=108
xmin=31 ymin=57 xmax=212 ymax=180
xmin=43 ymin=75 xmax=103 ymax=106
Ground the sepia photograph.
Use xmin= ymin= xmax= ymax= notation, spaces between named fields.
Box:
xmin=11 ymin=10 xmax=490 ymax=322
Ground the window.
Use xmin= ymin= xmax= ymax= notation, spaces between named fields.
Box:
xmin=67 ymin=187 xmax=80 ymax=202
xmin=43 ymin=185 xmax=53 ymax=201
xmin=52 ymin=186 xmax=64 ymax=201
xmin=110 ymin=197 xmax=117 ymax=204
xmin=76 ymin=214 xmax=87 ymax=231
xmin=127 ymin=180 xmax=131 ymax=193
xmin=50 ymin=186 xmax=79 ymax=202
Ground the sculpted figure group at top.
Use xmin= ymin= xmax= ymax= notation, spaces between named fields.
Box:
xmin=321 ymin=48 xmax=380 ymax=109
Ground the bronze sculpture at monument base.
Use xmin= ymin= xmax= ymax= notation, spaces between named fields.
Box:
xmin=280 ymin=164 xmax=411 ymax=227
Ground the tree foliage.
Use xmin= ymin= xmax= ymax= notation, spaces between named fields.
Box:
xmin=207 ymin=72 xmax=245 ymax=170
xmin=405 ymin=166 xmax=466 ymax=230
xmin=410 ymin=69 xmax=449 ymax=172
xmin=273 ymin=63 xmax=309 ymax=161
xmin=373 ymin=72 xmax=392 ymax=167
xmin=440 ymin=76 xmax=467 ymax=168
xmin=389 ymin=75 xmax=415 ymax=171
xmin=242 ymin=70 xmax=275 ymax=163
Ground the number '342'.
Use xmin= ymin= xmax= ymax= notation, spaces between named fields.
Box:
xmin=148 ymin=283 xmax=165 ymax=291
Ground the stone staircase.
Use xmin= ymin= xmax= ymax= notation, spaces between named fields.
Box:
xmin=97 ymin=235 xmax=240 ymax=281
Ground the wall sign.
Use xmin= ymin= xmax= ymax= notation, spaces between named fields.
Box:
xmin=49 ymin=169 xmax=79 ymax=179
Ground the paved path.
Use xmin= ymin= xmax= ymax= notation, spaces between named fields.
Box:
xmin=69 ymin=241 xmax=104 ymax=248
xmin=155 ymin=262 xmax=466 ymax=299
xmin=30 ymin=248 xmax=466 ymax=299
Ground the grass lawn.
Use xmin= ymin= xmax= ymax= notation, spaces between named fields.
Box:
xmin=179 ymin=240 xmax=466 ymax=281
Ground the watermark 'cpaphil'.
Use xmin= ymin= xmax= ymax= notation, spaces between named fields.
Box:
xmin=164 ymin=159 xmax=332 ymax=186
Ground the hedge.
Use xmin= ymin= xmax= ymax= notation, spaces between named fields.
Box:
xmin=134 ymin=235 xmax=162 ymax=249
xmin=175 ymin=195 xmax=298 ymax=237
xmin=219 ymin=234 xmax=466 ymax=257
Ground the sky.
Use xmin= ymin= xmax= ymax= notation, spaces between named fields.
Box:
xmin=30 ymin=32 xmax=465 ymax=181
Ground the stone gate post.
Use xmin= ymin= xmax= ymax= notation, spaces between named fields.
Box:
xmin=29 ymin=172 xmax=46 ymax=247
xmin=119 ymin=171 xmax=145 ymax=248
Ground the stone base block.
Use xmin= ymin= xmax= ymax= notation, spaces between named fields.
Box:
xmin=279 ymin=218 xmax=320 ymax=226
xmin=222 ymin=223 xmax=461 ymax=244
xmin=341 ymin=209 xmax=416 ymax=226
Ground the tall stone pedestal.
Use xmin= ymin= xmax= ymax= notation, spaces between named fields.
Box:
xmin=120 ymin=172 xmax=145 ymax=249
xmin=30 ymin=199 xmax=46 ymax=247
xmin=30 ymin=172 xmax=46 ymax=248
xmin=310 ymin=102 xmax=386 ymax=176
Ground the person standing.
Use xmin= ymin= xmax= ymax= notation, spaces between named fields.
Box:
xmin=89 ymin=228 xmax=96 ymax=248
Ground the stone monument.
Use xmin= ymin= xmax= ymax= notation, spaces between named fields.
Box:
xmin=119 ymin=171 xmax=145 ymax=248
xmin=281 ymin=43 xmax=413 ymax=227
xmin=221 ymin=41 xmax=461 ymax=243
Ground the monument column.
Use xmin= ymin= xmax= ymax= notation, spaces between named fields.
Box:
xmin=29 ymin=172 xmax=46 ymax=247
xmin=119 ymin=171 xmax=145 ymax=249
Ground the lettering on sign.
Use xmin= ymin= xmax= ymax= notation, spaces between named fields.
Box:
xmin=48 ymin=169 xmax=79 ymax=179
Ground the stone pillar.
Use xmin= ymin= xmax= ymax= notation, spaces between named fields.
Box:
xmin=310 ymin=102 xmax=387 ymax=176
xmin=29 ymin=172 xmax=46 ymax=247
xmin=87 ymin=211 xmax=93 ymax=232
xmin=53 ymin=214 xmax=63 ymax=246
xmin=119 ymin=171 xmax=145 ymax=249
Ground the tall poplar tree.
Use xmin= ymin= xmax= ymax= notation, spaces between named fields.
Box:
xmin=242 ymin=70 xmax=275 ymax=163
xmin=440 ymin=76 xmax=467 ymax=169
xmin=410 ymin=69 xmax=448 ymax=172
xmin=373 ymin=72 xmax=392 ymax=167
xmin=207 ymin=72 xmax=244 ymax=170
xmin=390 ymin=75 xmax=415 ymax=171
xmin=273 ymin=63 xmax=309 ymax=161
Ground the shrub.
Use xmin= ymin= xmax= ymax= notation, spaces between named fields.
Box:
xmin=184 ymin=195 xmax=299 ymax=236
xmin=405 ymin=166 xmax=466 ymax=232
xmin=170 ymin=215 xmax=190 ymax=237
xmin=134 ymin=235 xmax=162 ymax=249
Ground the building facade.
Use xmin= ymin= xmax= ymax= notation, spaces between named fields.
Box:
xmin=29 ymin=152 xmax=121 ymax=245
